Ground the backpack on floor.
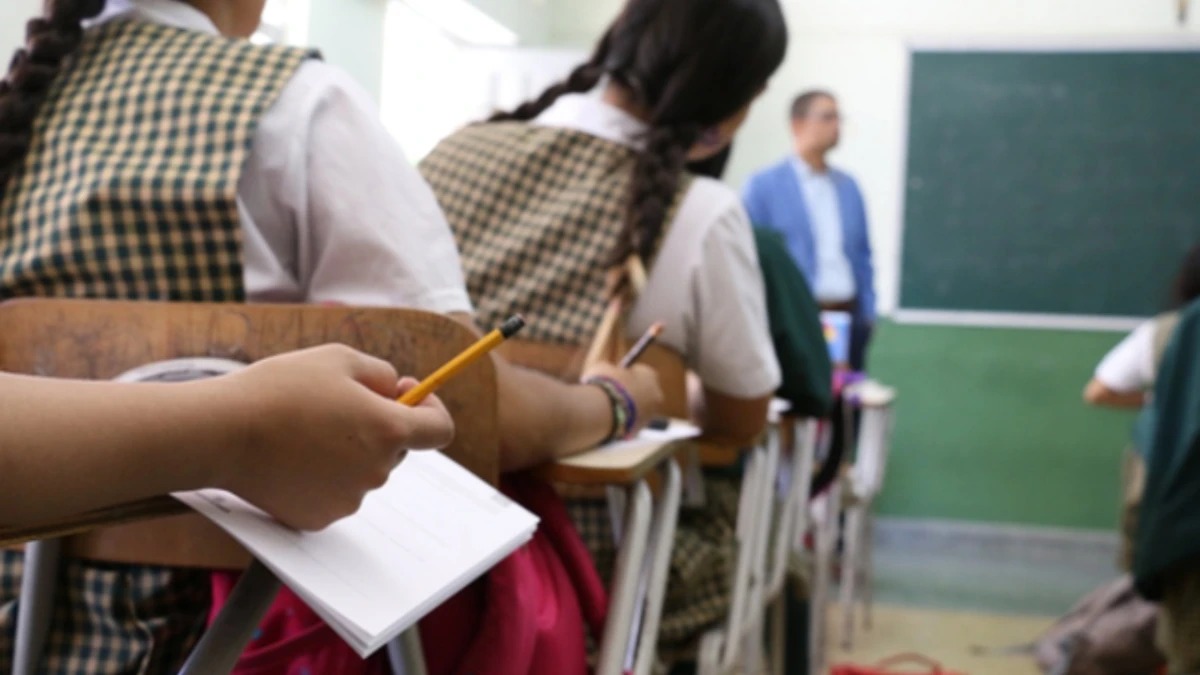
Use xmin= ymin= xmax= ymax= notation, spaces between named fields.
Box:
xmin=1032 ymin=575 xmax=1163 ymax=675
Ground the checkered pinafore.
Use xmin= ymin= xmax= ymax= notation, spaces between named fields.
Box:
xmin=0 ymin=19 xmax=312 ymax=674
xmin=421 ymin=122 xmax=736 ymax=660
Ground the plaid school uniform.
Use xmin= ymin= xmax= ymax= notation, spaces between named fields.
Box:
xmin=0 ymin=18 xmax=312 ymax=674
xmin=420 ymin=122 xmax=735 ymax=661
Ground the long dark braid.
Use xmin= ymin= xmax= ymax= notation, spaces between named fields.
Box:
xmin=0 ymin=0 xmax=106 ymax=198
xmin=618 ymin=123 xmax=700 ymax=264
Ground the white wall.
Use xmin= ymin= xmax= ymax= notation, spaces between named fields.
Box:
xmin=538 ymin=0 xmax=1199 ymax=314
xmin=0 ymin=0 xmax=390 ymax=102
xmin=1 ymin=0 xmax=41 ymax=58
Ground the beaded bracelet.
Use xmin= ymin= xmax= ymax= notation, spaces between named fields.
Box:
xmin=585 ymin=375 xmax=639 ymax=441
xmin=587 ymin=377 xmax=626 ymax=443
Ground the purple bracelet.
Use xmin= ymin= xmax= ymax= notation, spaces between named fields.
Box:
xmin=585 ymin=375 xmax=639 ymax=439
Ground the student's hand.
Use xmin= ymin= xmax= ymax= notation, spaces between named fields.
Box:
xmin=583 ymin=361 xmax=665 ymax=435
xmin=213 ymin=345 xmax=455 ymax=531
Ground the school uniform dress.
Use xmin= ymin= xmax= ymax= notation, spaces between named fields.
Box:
xmin=1132 ymin=299 xmax=1200 ymax=674
xmin=753 ymin=228 xmax=833 ymax=419
xmin=0 ymin=0 xmax=471 ymax=672
xmin=420 ymin=93 xmax=781 ymax=661
xmin=1094 ymin=312 xmax=1181 ymax=571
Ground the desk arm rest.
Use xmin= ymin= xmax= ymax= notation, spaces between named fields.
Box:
xmin=540 ymin=440 xmax=690 ymax=486
xmin=0 ymin=496 xmax=187 ymax=548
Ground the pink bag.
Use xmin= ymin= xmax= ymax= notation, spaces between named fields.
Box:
xmin=420 ymin=474 xmax=609 ymax=675
xmin=208 ymin=577 xmax=389 ymax=675
xmin=211 ymin=474 xmax=607 ymax=675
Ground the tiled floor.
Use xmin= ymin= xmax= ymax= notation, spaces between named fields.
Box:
xmin=823 ymin=604 xmax=1050 ymax=675
xmin=811 ymin=518 xmax=1120 ymax=675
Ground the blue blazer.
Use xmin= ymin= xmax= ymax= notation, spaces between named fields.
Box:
xmin=742 ymin=158 xmax=877 ymax=323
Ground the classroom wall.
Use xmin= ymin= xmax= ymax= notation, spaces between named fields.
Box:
xmin=543 ymin=0 xmax=1199 ymax=314
xmin=870 ymin=321 xmax=1138 ymax=529
xmin=303 ymin=0 xmax=390 ymax=102
xmin=0 ymin=0 xmax=390 ymax=101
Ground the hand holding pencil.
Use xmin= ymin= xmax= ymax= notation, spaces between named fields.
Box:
xmin=581 ymin=321 xmax=668 ymax=441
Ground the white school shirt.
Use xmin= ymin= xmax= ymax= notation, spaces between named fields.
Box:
xmin=791 ymin=157 xmax=856 ymax=304
xmin=534 ymin=94 xmax=781 ymax=399
xmin=92 ymin=0 xmax=472 ymax=314
xmin=1095 ymin=320 xmax=1157 ymax=393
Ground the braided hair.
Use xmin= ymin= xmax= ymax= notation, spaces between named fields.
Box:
xmin=491 ymin=0 xmax=788 ymax=267
xmin=0 ymin=0 xmax=107 ymax=200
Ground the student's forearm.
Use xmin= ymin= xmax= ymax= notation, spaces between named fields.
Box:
xmin=0 ymin=374 xmax=237 ymax=527
xmin=446 ymin=312 xmax=613 ymax=470
xmin=494 ymin=359 xmax=612 ymax=471
xmin=691 ymin=380 xmax=771 ymax=446
xmin=1083 ymin=379 xmax=1147 ymax=409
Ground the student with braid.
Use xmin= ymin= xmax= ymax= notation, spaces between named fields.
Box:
xmin=420 ymin=0 xmax=788 ymax=669
xmin=0 ymin=0 xmax=661 ymax=672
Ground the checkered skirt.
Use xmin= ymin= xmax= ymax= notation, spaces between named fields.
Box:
xmin=0 ymin=550 xmax=209 ymax=675
xmin=570 ymin=473 xmax=741 ymax=662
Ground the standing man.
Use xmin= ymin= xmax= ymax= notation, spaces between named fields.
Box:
xmin=742 ymin=90 xmax=877 ymax=370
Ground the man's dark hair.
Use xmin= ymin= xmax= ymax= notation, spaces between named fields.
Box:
xmin=790 ymin=89 xmax=834 ymax=120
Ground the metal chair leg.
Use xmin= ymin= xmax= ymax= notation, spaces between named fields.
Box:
xmin=13 ymin=538 xmax=61 ymax=675
xmin=839 ymin=506 xmax=863 ymax=650
xmin=769 ymin=595 xmax=785 ymax=675
xmin=863 ymin=509 xmax=876 ymax=630
xmin=179 ymin=560 xmax=282 ymax=675
xmin=631 ymin=460 xmax=683 ymax=675
xmin=388 ymin=627 xmax=429 ymax=675
xmin=596 ymin=481 xmax=653 ymax=675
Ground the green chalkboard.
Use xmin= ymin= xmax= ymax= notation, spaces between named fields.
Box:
xmin=901 ymin=50 xmax=1200 ymax=317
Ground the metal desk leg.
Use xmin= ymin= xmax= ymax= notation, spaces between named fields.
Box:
xmin=179 ymin=560 xmax=281 ymax=675
xmin=596 ymin=481 xmax=652 ymax=675
xmin=13 ymin=538 xmax=61 ymax=675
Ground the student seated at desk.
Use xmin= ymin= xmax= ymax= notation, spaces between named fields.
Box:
xmin=1085 ymin=244 xmax=1200 ymax=409
xmin=0 ymin=0 xmax=661 ymax=672
xmin=1133 ymin=297 xmax=1200 ymax=675
xmin=0 ymin=346 xmax=453 ymax=532
xmin=1085 ymin=244 xmax=1199 ymax=570
xmin=688 ymin=145 xmax=833 ymax=420
xmin=689 ymin=144 xmax=831 ymax=675
xmin=419 ymin=0 xmax=788 ymax=669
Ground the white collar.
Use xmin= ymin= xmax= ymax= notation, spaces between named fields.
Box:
xmin=94 ymin=0 xmax=221 ymax=36
xmin=790 ymin=155 xmax=830 ymax=180
xmin=534 ymin=93 xmax=648 ymax=149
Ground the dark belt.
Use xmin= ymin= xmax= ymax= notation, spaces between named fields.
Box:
xmin=819 ymin=299 xmax=856 ymax=313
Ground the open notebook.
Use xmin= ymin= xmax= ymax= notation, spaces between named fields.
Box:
xmin=175 ymin=451 xmax=538 ymax=657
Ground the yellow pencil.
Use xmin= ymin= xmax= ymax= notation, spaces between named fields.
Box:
xmin=398 ymin=315 xmax=526 ymax=406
